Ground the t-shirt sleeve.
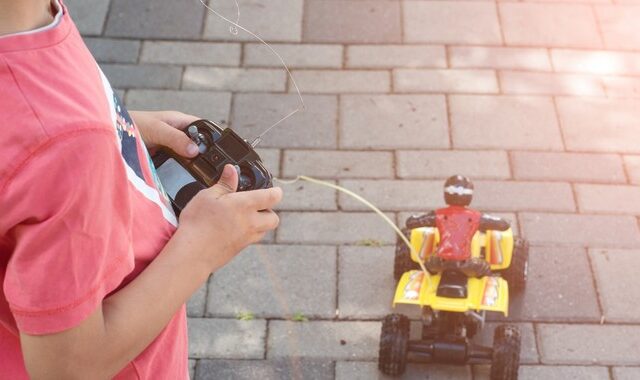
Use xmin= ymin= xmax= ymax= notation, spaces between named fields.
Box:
xmin=1 ymin=128 xmax=135 ymax=335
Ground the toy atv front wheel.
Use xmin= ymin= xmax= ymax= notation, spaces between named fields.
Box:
xmin=501 ymin=238 xmax=529 ymax=293
xmin=394 ymin=228 xmax=419 ymax=281
xmin=490 ymin=325 xmax=521 ymax=380
xmin=378 ymin=314 xmax=410 ymax=376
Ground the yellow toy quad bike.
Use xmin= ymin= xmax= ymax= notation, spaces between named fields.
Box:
xmin=378 ymin=222 xmax=529 ymax=379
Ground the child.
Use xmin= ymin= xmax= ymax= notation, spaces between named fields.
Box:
xmin=0 ymin=0 xmax=282 ymax=378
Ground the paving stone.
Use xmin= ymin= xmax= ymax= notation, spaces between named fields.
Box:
xmin=105 ymin=0 xmax=204 ymax=39
xmin=84 ymin=38 xmax=141 ymax=64
xmin=596 ymin=5 xmax=640 ymax=50
xmin=64 ymin=0 xmax=110 ymax=35
xmin=403 ymin=2 xmax=502 ymax=44
xmin=267 ymin=321 xmax=380 ymax=360
xmin=499 ymin=3 xmax=602 ymax=48
xmin=244 ymin=44 xmax=343 ymax=69
xmin=140 ymin=42 xmax=241 ymax=66
xmin=231 ymin=94 xmax=337 ymax=149
xmin=189 ymin=359 xmax=196 ymax=379
xmin=493 ymin=246 xmax=601 ymax=322
xmin=207 ymin=245 xmax=336 ymax=318
xmin=283 ymin=150 xmax=394 ymax=179
xmin=589 ymin=249 xmax=640 ymax=323
xmin=203 ymin=0 xmax=303 ymax=42
xmin=335 ymin=361 xmax=472 ymax=380
xmin=576 ymin=184 xmax=640 ymax=214
xmin=512 ymin=151 xmax=626 ymax=183
xmin=538 ymin=324 xmax=640 ymax=365
xmin=100 ymin=64 xmax=183 ymax=89
xmin=256 ymin=149 xmax=280 ymax=178
xmin=337 ymin=246 xmax=396 ymax=319
xmin=276 ymin=179 xmax=338 ymax=211
xmin=499 ymin=71 xmax=605 ymax=96
xmin=195 ymin=359 xmax=334 ymax=380
xmin=337 ymin=180 xmax=442 ymax=211
xmin=520 ymin=213 xmax=640 ymax=247
xmin=394 ymin=69 xmax=499 ymax=94
xmin=188 ymin=282 xmax=208 ymax=318
xmin=474 ymin=365 xmax=610 ymax=380
xmin=303 ymin=0 xmax=401 ymax=44
xmin=551 ymin=49 xmax=640 ymax=75
xmin=624 ymin=156 xmax=640 ymax=184
xmin=450 ymin=95 xmax=563 ymax=150
xmin=276 ymin=212 xmax=397 ymax=245
xmin=397 ymin=150 xmax=511 ymax=180
xmin=340 ymin=95 xmax=449 ymax=149
xmin=347 ymin=45 xmax=447 ymax=69
xmin=470 ymin=323 xmax=539 ymax=364
xmin=613 ymin=367 xmax=640 ymax=380
xmin=187 ymin=318 xmax=266 ymax=359
xmin=603 ymin=76 xmax=640 ymax=98
xmin=125 ymin=90 xmax=232 ymax=125
xmin=291 ymin=70 xmax=390 ymax=94
xmin=556 ymin=97 xmax=640 ymax=153
xmin=183 ymin=67 xmax=286 ymax=92
xmin=449 ymin=47 xmax=552 ymax=71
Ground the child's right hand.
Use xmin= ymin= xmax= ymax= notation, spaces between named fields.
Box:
xmin=174 ymin=164 xmax=282 ymax=272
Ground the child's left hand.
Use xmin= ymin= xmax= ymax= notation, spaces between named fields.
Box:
xmin=130 ymin=110 xmax=201 ymax=158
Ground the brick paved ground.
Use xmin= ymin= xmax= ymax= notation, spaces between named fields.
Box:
xmin=68 ymin=0 xmax=640 ymax=378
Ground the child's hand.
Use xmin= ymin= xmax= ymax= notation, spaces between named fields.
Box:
xmin=174 ymin=164 xmax=283 ymax=271
xmin=129 ymin=110 xmax=201 ymax=157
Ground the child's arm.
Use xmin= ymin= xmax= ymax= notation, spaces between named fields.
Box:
xmin=19 ymin=165 xmax=282 ymax=379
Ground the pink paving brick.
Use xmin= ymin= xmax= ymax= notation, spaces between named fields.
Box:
xmin=551 ymin=49 xmax=640 ymax=75
xmin=449 ymin=46 xmax=552 ymax=71
xmin=499 ymin=71 xmax=605 ymax=96
xmin=394 ymin=69 xmax=499 ymax=94
xmin=512 ymin=151 xmax=626 ymax=183
xmin=595 ymin=5 xmax=640 ymax=50
xmin=576 ymin=184 xmax=640 ymax=214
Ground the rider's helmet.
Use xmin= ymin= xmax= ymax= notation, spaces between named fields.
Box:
xmin=444 ymin=175 xmax=474 ymax=206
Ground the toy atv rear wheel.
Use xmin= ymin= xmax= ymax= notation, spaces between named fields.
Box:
xmin=394 ymin=228 xmax=419 ymax=281
xmin=490 ymin=325 xmax=521 ymax=380
xmin=378 ymin=314 xmax=410 ymax=376
xmin=501 ymin=238 xmax=529 ymax=293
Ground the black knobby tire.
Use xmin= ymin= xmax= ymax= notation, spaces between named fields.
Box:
xmin=378 ymin=314 xmax=410 ymax=376
xmin=490 ymin=325 xmax=521 ymax=380
xmin=502 ymin=238 xmax=529 ymax=293
xmin=394 ymin=228 xmax=419 ymax=281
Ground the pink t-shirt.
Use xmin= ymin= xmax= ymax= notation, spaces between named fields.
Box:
xmin=0 ymin=2 xmax=188 ymax=379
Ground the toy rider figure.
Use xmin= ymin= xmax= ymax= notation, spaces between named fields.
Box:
xmin=406 ymin=175 xmax=510 ymax=278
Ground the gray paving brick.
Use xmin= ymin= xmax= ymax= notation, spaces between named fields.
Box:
xmin=65 ymin=0 xmax=110 ymax=35
xmin=338 ymin=180 xmax=442 ymax=211
xmin=183 ymin=67 xmax=286 ymax=92
xmin=303 ymin=0 xmax=401 ymax=44
xmin=256 ymin=149 xmax=280 ymax=178
xmin=267 ymin=321 xmax=380 ymax=360
xmin=340 ymin=95 xmax=449 ymax=149
xmin=203 ymin=0 xmax=303 ymax=42
xmin=624 ymin=156 xmax=640 ymax=185
xmin=291 ymin=70 xmax=390 ymax=94
xmin=589 ymin=249 xmax=640 ymax=323
xmin=188 ymin=282 xmax=208 ymax=318
xmin=140 ymin=42 xmax=241 ymax=66
xmin=338 ymin=246 xmax=395 ymax=319
xmin=347 ymin=45 xmax=446 ymax=69
xmin=494 ymin=246 xmax=600 ymax=322
xmin=551 ymin=49 xmax=640 ymax=75
xmin=613 ymin=367 xmax=640 ymax=380
xmin=512 ymin=151 xmax=626 ymax=183
xmin=520 ymin=213 xmax=640 ymax=247
xmin=450 ymin=95 xmax=563 ymax=151
xmin=450 ymin=47 xmax=552 ymax=71
xmin=538 ymin=324 xmax=640 ymax=365
xmin=244 ymin=44 xmax=343 ymax=69
xmin=499 ymin=71 xmax=605 ymax=96
xmin=397 ymin=150 xmax=511 ymax=180
xmin=187 ymin=318 xmax=266 ymax=359
xmin=479 ymin=366 xmax=611 ymax=380
xmin=105 ymin=0 xmax=204 ymax=39
xmin=557 ymin=97 xmax=640 ymax=154
xmin=276 ymin=179 xmax=338 ymax=211
xmin=403 ymin=2 xmax=501 ymax=45
xmin=596 ymin=5 xmax=640 ymax=50
xmin=500 ymin=3 xmax=602 ymax=48
xmin=195 ymin=359 xmax=333 ymax=380
xmin=283 ymin=150 xmax=394 ymax=179
xmin=472 ymin=323 xmax=539 ymax=365
xmin=207 ymin=245 xmax=336 ymax=318
xmin=576 ymin=185 xmax=640 ymax=214
xmin=125 ymin=90 xmax=232 ymax=125
xmin=336 ymin=361 xmax=472 ymax=380
xmin=84 ymin=38 xmax=140 ymax=64
xmin=231 ymin=94 xmax=337 ymax=149
xmin=189 ymin=359 xmax=196 ymax=379
xmin=276 ymin=212 xmax=397 ymax=245
xmin=101 ymin=64 xmax=182 ymax=89
xmin=394 ymin=69 xmax=499 ymax=94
